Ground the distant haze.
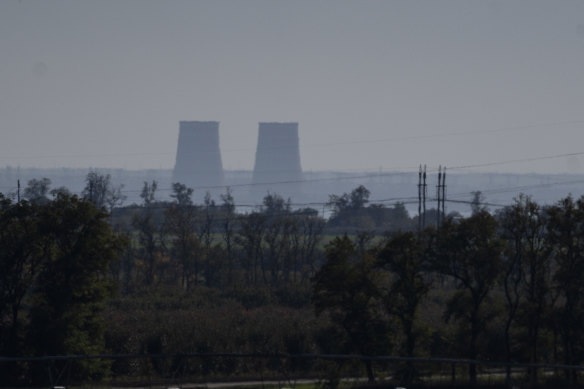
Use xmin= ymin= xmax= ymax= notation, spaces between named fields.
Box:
xmin=1 ymin=1 xmax=584 ymax=175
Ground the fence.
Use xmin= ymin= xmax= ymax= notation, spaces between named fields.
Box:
xmin=2 ymin=353 xmax=584 ymax=388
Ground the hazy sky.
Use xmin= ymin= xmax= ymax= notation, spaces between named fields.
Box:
xmin=2 ymin=0 xmax=584 ymax=174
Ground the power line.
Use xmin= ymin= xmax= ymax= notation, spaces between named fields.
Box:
xmin=2 ymin=174 xmax=582 ymax=211
xmin=446 ymin=178 xmax=584 ymax=201
xmin=448 ymin=151 xmax=584 ymax=172
xmin=4 ymin=147 xmax=584 ymax=195
xmin=145 ymin=150 xmax=584 ymax=192
xmin=3 ymin=119 xmax=583 ymax=161
xmin=4 ymin=150 xmax=584 ymax=211
xmin=444 ymin=199 xmax=508 ymax=208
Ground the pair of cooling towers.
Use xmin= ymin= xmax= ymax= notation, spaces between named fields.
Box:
xmin=173 ymin=121 xmax=303 ymax=189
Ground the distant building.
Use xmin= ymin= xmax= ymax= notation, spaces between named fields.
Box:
xmin=173 ymin=121 xmax=224 ymax=190
xmin=252 ymin=122 xmax=303 ymax=186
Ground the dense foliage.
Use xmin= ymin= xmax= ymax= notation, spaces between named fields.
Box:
xmin=4 ymin=176 xmax=584 ymax=387
xmin=0 ymin=192 xmax=126 ymax=383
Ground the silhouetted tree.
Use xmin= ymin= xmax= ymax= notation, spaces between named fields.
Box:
xmin=430 ymin=211 xmax=504 ymax=385
xmin=220 ymin=188 xmax=236 ymax=286
xmin=27 ymin=194 xmax=127 ymax=382
xmin=200 ymin=192 xmax=217 ymax=286
xmin=23 ymin=177 xmax=51 ymax=203
xmin=165 ymin=190 xmax=200 ymax=290
xmin=262 ymin=192 xmax=290 ymax=216
xmin=349 ymin=185 xmax=370 ymax=209
xmin=83 ymin=171 xmax=126 ymax=213
xmin=327 ymin=185 xmax=370 ymax=218
xmin=237 ymin=212 xmax=267 ymax=285
xmin=313 ymin=236 xmax=388 ymax=382
xmin=170 ymin=182 xmax=193 ymax=206
xmin=0 ymin=196 xmax=42 ymax=364
xmin=546 ymin=196 xmax=584 ymax=382
xmin=498 ymin=194 xmax=551 ymax=386
xmin=290 ymin=208 xmax=324 ymax=282
xmin=133 ymin=184 xmax=166 ymax=287
xmin=49 ymin=186 xmax=71 ymax=197
xmin=377 ymin=232 xmax=431 ymax=384
xmin=470 ymin=191 xmax=487 ymax=215
xmin=140 ymin=180 xmax=158 ymax=206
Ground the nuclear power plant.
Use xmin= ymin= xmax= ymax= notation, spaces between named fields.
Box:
xmin=5 ymin=117 xmax=580 ymax=216
xmin=252 ymin=122 xmax=303 ymax=184
xmin=172 ymin=121 xmax=224 ymax=189
xmin=172 ymin=121 xmax=303 ymax=200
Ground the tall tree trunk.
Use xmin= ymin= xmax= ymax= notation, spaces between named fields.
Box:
xmin=365 ymin=359 xmax=375 ymax=382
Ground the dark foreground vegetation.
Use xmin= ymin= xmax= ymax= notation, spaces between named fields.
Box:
xmin=3 ymin=174 xmax=584 ymax=388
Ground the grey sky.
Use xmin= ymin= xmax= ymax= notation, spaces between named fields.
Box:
xmin=1 ymin=0 xmax=584 ymax=174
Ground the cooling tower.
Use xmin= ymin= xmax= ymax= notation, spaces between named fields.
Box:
xmin=252 ymin=122 xmax=303 ymax=184
xmin=173 ymin=121 xmax=224 ymax=189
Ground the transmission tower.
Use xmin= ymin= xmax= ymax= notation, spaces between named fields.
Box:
xmin=436 ymin=166 xmax=447 ymax=227
xmin=422 ymin=164 xmax=427 ymax=229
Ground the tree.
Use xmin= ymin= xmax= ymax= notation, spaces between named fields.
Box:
xmin=236 ymin=212 xmax=267 ymax=285
xmin=50 ymin=186 xmax=71 ymax=197
xmin=290 ymin=208 xmax=324 ymax=283
xmin=498 ymin=195 xmax=552 ymax=386
xmin=349 ymin=185 xmax=370 ymax=209
xmin=82 ymin=171 xmax=126 ymax=212
xmin=133 ymin=182 xmax=166 ymax=287
xmin=470 ymin=191 xmax=487 ymax=215
xmin=546 ymin=196 xmax=584 ymax=382
xmin=387 ymin=202 xmax=412 ymax=231
xmin=327 ymin=185 xmax=370 ymax=217
xmin=166 ymin=184 xmax=199 ymax=289
xmin=430 ymin=211 xmax=504 ymax=385
xmin=200 ymin=192 xmax=217 ymax=286
xmin=262 ymin=192 xmax=290 ymax=216
xmin=23 ymin=177 xmax=51 ymax=203
xmin=220 ymin=188 xmax=237 ymax=286
xmin=140 ymin=180 xmax=158 ymax=206
xmin=313 ymin=236 xmax=388 ymax=382
xmin=261 ymin=192 xmax=293 ymax=284
xmin=0 ymin=196 xmax=42 ymax=363
xmin=377 ymin=232 xmax=431 ymax=384
xmin=27 ymin=194 xmax=127 ymax=382
xmin=170 ymin=182 xmax=193 ymax=207
xmin=83 ymin=171 xmax=110 ymax=209
xmin=105 ymin=184 xmax=126 ymax=215
xmin=263 ymin=213 xmax=293 ymax=285
xmin=327 ymin=186 xmax=377 ymax=233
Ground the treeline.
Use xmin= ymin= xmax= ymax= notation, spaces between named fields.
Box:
xmin=3 ymin=173 xmax=584 ymax=387
xmin=0 ymin=175 xmax=410 ymax=384
xmin=312 ymin=195 xmax=584 ymax=386
xmin=116 ymin=182 xmax=324 ymax=294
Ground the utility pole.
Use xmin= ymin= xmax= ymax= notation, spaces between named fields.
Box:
xmin=17 ymin=179 xmax=20 ymax=203
xmin=436 ymin=166 xmax=447 ymax=227
xmin=442 ymin=167 xmax=446 ymax=220
xmin=418 ymin=165 xmax=422 ymax=234
xmin=437 ymin=165 xmax=442 ymax=227
xmin=422 ymin=164 xmax=427 ymax=229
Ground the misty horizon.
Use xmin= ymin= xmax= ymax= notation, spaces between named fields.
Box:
xmin=2 ymin=1 xmax=584 ymax=175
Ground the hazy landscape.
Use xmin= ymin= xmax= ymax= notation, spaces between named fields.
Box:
xmin=2 ymin=1 xmax=584 ymax=388
xmin=3 ymin=166 xmax=584 ymax=217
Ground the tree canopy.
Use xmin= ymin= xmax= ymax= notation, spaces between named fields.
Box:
xmin=0 ymin=193 xmax=127 ymax=383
